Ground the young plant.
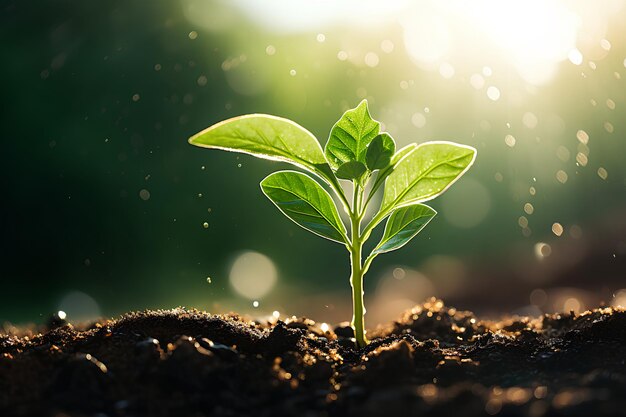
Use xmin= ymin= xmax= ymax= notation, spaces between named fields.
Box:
xmin=189 ymin=101 xmax=476 ymax=347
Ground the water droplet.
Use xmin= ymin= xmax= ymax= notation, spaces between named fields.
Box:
xmin=530 ymin=289 xmax=547 ymax=307
xmin=522 ymin=112 xmax=538 ymax=129
xmin=534 ymin=242 xmax=552 ymax=259
xmin=600 ymin=39 xmax=611 ymax=51
xmin=487 ymin=86 xmax=500 ymax=101
xmin=316 ymin=33 xmax=325 ymax=43
xmin=529 ymin=186 xmax=536 ymax=196
xmin=289 ymin=69 xmax=297 ymax=76
xmin=597 ymin=167 xmax=608 ymax=180
xmin=272 ymin=310 xmax=280 ymax=319
xmin=57 ymin=310 xmax=67 ymax=320
xmin=206 ymin=277 xmax=212 ymax=284
xmin=381 ymin=40 xmax=394 ymax=53
xmin=188 ymin=31 xmax=198 ymax=40
xmin=556 ymin=170 xmax=568 ymax=184
xmin=470 ymin=74 xmax=485 ymax=89
xmin=575 ymin=152 xmax=588 ymax=166
xmin=392 ymin=267 xmax=406 ymax=280
xmin=569 ymin=225 xmax=583 ymax=239
xmin=411 ymin=113 xmax=426 ymax=128
xmin=606 ymin=99 xmax=615 ymax=110
xmin=552 ymin=223 xmax=564 ymax=237
xmin=132 ymin=93 xmax=141 ymax=102
xmin=265 ymin=45 xmax=276 ymax=56
xmin=252 ymin=300 xmax=259 ymax=308
xmin=139 ymin=189 xmax=150 ymax=201
xmin=198 ymin=193 xmax=203 ymax=198
xmin=505 ymin=134 xmax=516 ymax=147
xmin=482 ymin=66 xmax=492 ymax=77
xmin=438 ymin=62 xmax=454 ymax=79
xmin=365 ymin=52 xmax=380 ymax=68
xmin=337 ymin=50 xmax=348 ymax=61
xmin=518 ymin=216 xmax=529 ymax=228
xmin=201 ymin=166 xmax=205 ymax=170
xmin=556 ymin=146 xmax=570 ymax=162
xmin=237 ymin=163 xmax=242 ymax=168
xmin=524 ymin=203 xmax=534 ymax=215
xmin=203 ymin=222 xmax=209 ymax=229
xmin=568 ymin=48 xmax=583 ymax=65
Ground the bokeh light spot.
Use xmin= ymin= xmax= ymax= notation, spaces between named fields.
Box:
xmin=230 ymin=251 xmax=277 ymax=300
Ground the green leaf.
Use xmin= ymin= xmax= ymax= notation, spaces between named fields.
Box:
xmin=260 ymin=171 xmax=347 ymax=244
xmin=372 ymin=204 xmax=436 ymax=255
xmin=189 ymin=114 xmax=329 ymax=176
xmin=381 ymin=141 xmax=477 ymax=214
xmin=324 ymin=100 xmax=380 ymax=171
xmin=391 ymin=143 xmax=418 ymax=164
xmin=366 ymin=133 xmax=396 ymax=170
xmin=366 ymin=143 xmax=418 ymax=205
xmin=335 ymin=161 xmax=367 ymax=181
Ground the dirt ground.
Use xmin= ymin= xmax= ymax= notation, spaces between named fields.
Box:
xmin=1 ymin=298 xmax=625 ymax=417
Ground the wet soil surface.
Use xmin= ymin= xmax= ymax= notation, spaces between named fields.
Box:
xmin=2 ymin=298 xmax=626 ymax=417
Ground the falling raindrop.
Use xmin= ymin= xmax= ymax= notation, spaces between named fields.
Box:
xmin=505 ymin=134 xmax=516 ymax=147
xmin=381 ymin=40 xmax=394 ymax=53
xmin=487 ymin=86 xmax=500 ymax=101
xmin=203 ymin=222 xmax=209 ymax=229
xmin=534 ymin=242 xmax=552 ymax=259
xmin=365 ymin=52 xmax=380 ymax=68
xmin=206 ymin=277 xmax=212 ymax=284
xmin=524 ymin=203 xmax=534 ymax=215
xmin=552 ymin=223 xmax=564 ymax=237
xmin=139 ymin=189 xmax=150 ymax=201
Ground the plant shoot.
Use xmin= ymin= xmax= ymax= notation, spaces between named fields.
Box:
xmin=189 ymin=100 xmax=476 ymax=347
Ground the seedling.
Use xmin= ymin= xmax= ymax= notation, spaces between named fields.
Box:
xmin=189 ymin=100 xmax=476 ymax=347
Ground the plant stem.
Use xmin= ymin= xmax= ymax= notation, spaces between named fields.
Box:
xmin=350 ymin=182 xmax=368 ymax=348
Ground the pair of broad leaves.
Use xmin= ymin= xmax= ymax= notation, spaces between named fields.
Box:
xmin=189 ymin=100 xmax=476 ymax=256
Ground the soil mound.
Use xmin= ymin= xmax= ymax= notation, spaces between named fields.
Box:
xmin=2 ymin=298 xmax=625 ymax=416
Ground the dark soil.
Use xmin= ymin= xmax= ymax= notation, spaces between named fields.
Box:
xmin=2 ymin=298 xmax=626 ymax=417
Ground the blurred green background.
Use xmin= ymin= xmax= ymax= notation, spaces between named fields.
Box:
xmin=2 ymin=0 xmax=625 ymax=325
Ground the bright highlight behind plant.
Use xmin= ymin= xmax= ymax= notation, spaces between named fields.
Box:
xmin=189 ymin=100 xmax=476 ymax=347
